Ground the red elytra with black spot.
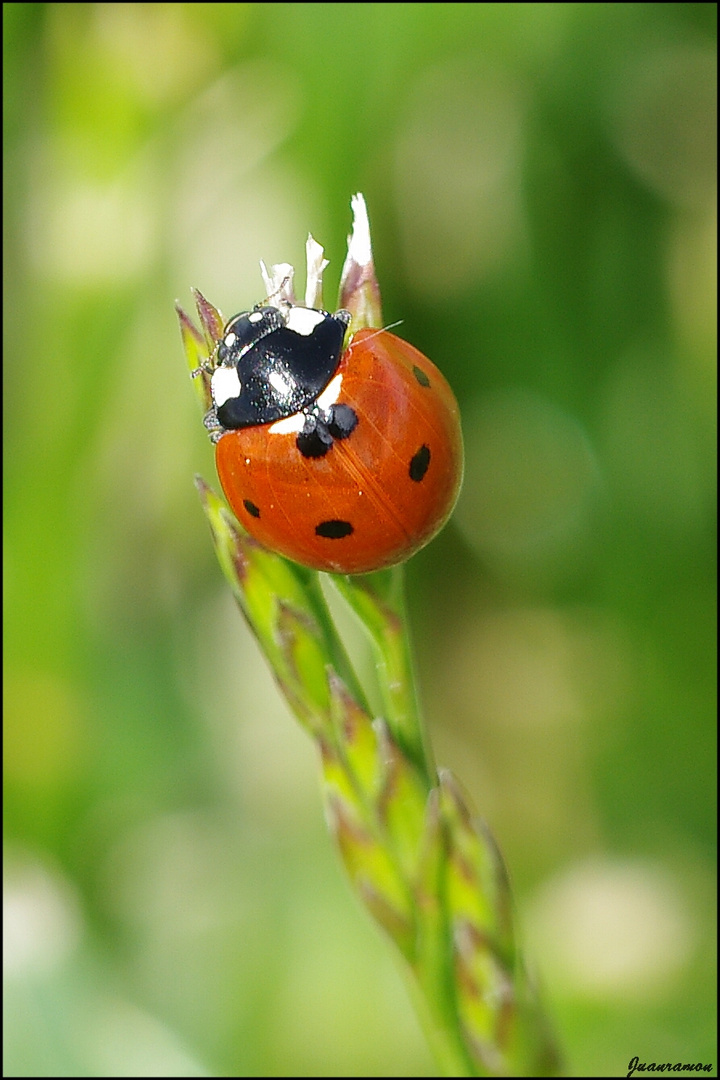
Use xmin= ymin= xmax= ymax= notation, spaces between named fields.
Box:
xmin=214 ymin=325 xmax=463 ymax=575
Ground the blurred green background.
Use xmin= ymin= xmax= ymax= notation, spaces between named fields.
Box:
xmin=4 ymin=4 xmax=716 ymax=1076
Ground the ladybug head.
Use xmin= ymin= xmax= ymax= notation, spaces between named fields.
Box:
xmin=215 ymin=306 xmax=284 ymax=366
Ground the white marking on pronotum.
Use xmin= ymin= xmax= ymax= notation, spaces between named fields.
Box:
xmin=315 ymin=373 xmax=343 ymax=410
xmin=224 ymin=331 xmax=237 ymax=347
xmin=248 ymin=311 xmax=263 ymax=323
xmin=268 ymin=371 xmax=292 ymax=397
xmin=285 ymin=306 xmax=325 ymax=336
xmin=268 ymin=411 xmax=306 ymax=435
xmin=211 ymin=366 xmax=242 ymax=407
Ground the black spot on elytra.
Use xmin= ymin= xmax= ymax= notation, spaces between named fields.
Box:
xmin=296 ymin=428 xmax=331 ymax=458
xmin=243 ymin=499 xmax=261 ymax=518
xmin=296 ymin=404 xmax=358 ymax=458
xmin=327 ymin=403 xmax=358 ymax=439
xmin=409 ymin=444 xmax=431 ymax=482
xmin=315 ymin=519 xmax=354 ymax=539
xmin=412 ymin=364 xmax=431 ymax=387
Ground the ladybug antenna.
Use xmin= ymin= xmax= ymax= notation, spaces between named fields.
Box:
xmin=190 ymin=333 xmax=224 ymax=379
xmin=261 ymin=276 xmax=293 ymax=307
xmin=356 ymin=320 xmax=404 ymax=348
xmin=259 ymin=261 xmax=296 ymax=308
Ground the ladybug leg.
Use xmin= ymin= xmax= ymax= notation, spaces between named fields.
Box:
xmin=203 ymin=405 xmax=226 ymax=444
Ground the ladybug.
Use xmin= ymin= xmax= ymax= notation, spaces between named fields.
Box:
xmin=207 ymin=302 xmax=463 ymax=574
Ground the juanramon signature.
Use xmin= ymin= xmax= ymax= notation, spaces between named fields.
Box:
xmin=628 ymin=1057 xmax=714 ymax=1078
